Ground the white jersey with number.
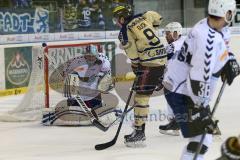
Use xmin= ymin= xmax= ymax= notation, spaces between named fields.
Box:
xmin=166 ymin=36 xmax=185 ymax=63
xmin=63 ymin=53 xmax=111 ymax=101
xmin=163 ymin=18 xmax=229 ymax=107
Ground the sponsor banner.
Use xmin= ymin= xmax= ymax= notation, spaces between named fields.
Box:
xmin=105 ymin=31 xmax=119 ymax=39
xmin=54 ymin=32 xmax=79 ymax=41
xmin=1 ymin=27 xmax=240 ymax=45
xmin=1 ymin=34 xmax=28 ymax=44
xmin=230 ymin=27 xmax=240 ymax=34
xmin=78 ymin=31 xmax=105 ymax=40
xmin=4 ymin=46 xmax=32 ymax=89
xmin=234 ymin=9 xmax=240 ymax=26
xmin=28 ymin=33 xmax=54 ymax=42
xmin=0 ymin=87 xmax=28 ymax=97
xmin=0 ymin=7 xmax=49 ymax=35
xmin=0 ymin=48 xmax=5 ymax=90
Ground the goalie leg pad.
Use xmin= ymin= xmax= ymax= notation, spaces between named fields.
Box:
xmin=94 ymin=102 xmax=117 ymax=126
xmin=42 ymin=99 xmax=92 ymax=126
xmin=84 ymin=94 xmax=102 ymax=109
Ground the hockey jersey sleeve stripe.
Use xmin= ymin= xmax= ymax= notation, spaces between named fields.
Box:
xmin=139 ymin=54 xmax=168 ymax=62
xmin=173 ymin=79 xmax=187 ymax=93
xmin=139 ymin=45 xmax=165 ymax=53
xmin=130 ymin=57 xmax=140 ymax=61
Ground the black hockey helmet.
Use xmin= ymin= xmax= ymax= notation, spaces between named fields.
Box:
xmin=112 ymin=5 xmax=133 ymax=20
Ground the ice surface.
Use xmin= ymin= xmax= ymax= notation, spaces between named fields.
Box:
xmin=0 ymin=77 xmax=239 ymax=160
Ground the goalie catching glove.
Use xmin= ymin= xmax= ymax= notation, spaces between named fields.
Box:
xmin=97 ymin=72 xmax=114 ymax=93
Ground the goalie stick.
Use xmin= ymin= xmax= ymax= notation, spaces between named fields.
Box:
xmin=65 ymin=74 xmax=109 ymax=131
xmin=42 ymin=43 xmax=107 ymax=131
xmin=193 ymin=80 xmax=227 ymax=160
xmin=95 ymin=79 xmax=136 ymax=150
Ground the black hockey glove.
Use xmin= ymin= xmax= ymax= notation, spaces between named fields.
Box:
xmin=186 ymin=97 xmax=218 ymax=135
xmin=221 ymin=53 xmax=240 ymax=85
xmin=190 ymin=105 xmax=219 ymax=135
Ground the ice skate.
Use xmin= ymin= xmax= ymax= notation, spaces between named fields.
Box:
xmin=124 ymin=124 xmax=146 ymax=148
xmin=159 ymin=119 xmax=180 ymax=136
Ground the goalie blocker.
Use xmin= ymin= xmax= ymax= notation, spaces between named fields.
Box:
xmin=42 ymin=44 xmax=116 ymax=126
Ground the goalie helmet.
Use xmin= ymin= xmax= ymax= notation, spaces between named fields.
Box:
xmin=86 ymin=44 xmax=99 ymax=57
xmin=208 ymin=0 xmax=236 ymax=23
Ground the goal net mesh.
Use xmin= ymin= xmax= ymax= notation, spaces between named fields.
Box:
xmin=0 ymin=43 xmax=98 ymax=122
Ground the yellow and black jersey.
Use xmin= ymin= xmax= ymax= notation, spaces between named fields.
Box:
xmin=118 ymin=11 xmax=167 ymax=67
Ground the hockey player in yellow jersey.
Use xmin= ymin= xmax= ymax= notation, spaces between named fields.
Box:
xmin=113 ymin=5 xmax=167 ymax=147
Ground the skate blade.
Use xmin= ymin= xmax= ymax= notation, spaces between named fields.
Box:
xmin=213 ymin=128 xmax=221 ymax=136
xmin=124 ymin=140 xmax=146 ymax=148
xmin=159 ymin=129 xmax=180 ymax=136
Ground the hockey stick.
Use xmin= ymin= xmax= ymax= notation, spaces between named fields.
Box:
xmin=193 ymin=80 xmax=227 ymax=160
xmin=64 ymin=68 xmax=108 ymax=131
xmin=95 ymin=78 xmax=136 ymax=150
xmin=91 ymin=104 xmax=135 ymax=132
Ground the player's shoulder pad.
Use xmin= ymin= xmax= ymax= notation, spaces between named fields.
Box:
xmin=142 ymin=11 xmax=162 ymax=27
xmin=188 ymin=19 xmax=223 ymax=43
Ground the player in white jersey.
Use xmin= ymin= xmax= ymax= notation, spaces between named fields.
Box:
xmin=162 ymin=0 xmax=240 ymax=159
xmin=158 ymin=22 xmax=184 ymax=136
xmin=42 ymin=44 xmax=115 ymax=126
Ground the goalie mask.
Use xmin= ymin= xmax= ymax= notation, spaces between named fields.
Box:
xmin=85 ymin=44 xmax=99 ymax=64
xmin=86 ymin=44 xmax=98 ymax=56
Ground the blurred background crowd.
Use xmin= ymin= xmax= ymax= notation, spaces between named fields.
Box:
xmin=0 ymin=0 xmax=239 ymax=34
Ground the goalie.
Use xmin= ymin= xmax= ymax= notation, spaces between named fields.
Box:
xmin=42 ymin=44 xmax=116 ymax=126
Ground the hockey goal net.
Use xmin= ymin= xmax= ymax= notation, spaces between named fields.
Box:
xmin=0 ymin=42 xmax=103 ymax=122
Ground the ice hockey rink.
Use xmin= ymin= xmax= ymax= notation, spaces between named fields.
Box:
xmin=0 ymin=77 xmax=239 ymax=160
